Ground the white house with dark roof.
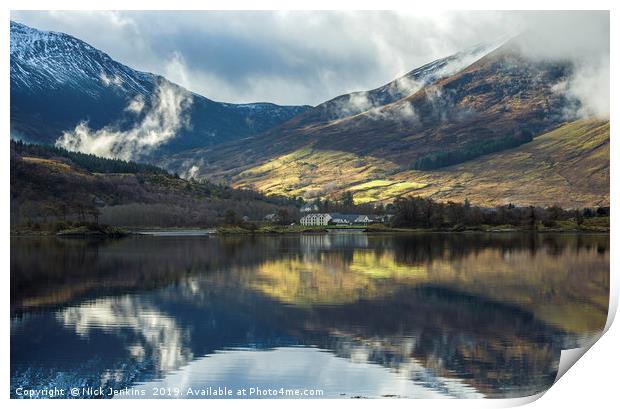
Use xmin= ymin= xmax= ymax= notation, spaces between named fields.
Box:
xmin=329 ymin=213 xmax=359 ymax=225
xmin=300 ymin=203 xmax=320 ymax=213
xmin=354 ymin=215 xmax=374 ymax=224
xmin=300 ymin=213 xmax=332 ymax=226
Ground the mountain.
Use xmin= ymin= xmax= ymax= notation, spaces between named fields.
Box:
xmin=162 ymin=39 xmax=609 ymax=207
xmin=165 ymin=39 xmax=572 ymax=174
xmin=164 ymin=42 xmax=508 ymax=175
xmin=11 ymin=22 xmax=608 ymax=208
xmin=287 ymin=42 xmax=496 ymax=127
xmin=10 ymin=21 xmax=311 ymax=158
xmin=180 ymin=119 xmax=607 ymax=209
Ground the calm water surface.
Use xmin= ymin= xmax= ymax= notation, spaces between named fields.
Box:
xmin=10 ymin=233 xmax=609 ymax=398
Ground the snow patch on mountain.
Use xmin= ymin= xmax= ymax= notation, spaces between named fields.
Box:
xmin=10 ymin=21 xmax=152 ymax=96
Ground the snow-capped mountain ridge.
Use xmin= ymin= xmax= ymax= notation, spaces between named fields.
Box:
xmin=10 ymin=21 xmax=311 ymax=155
xmin=10 ymin=21 xmax=151 ymax=96
xmin=288 ymin=41 xmax=501 ymax=127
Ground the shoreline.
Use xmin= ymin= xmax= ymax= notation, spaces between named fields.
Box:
xmin=214 ymin=225 xmax=610 ymax=235
xmin=10 ymin=223 xmax=610 ymax=237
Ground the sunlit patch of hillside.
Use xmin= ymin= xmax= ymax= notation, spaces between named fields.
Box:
xmin=234 ymin=147 xmax=399 ymax=198
xmin=21 ymin=156 xmax=92 ymax=178
xmin=349 ymin=180 xmax=428 ymax=203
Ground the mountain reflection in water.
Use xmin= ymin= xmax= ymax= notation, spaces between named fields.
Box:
xmin=11 ymin=233 xmax=609 ymax=398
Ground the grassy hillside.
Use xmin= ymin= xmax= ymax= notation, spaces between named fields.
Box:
xmin=234 ymin=147 xmax=399 ymax=198
xmin=229 ymin=119 xmax=609 ymax=208
xmin=404 ymin=119 xmax=609 ymax=207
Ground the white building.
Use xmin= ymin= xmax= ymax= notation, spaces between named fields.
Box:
xmin=354 ymin=215 xmax=374 ymax=224
xmin=300 ymin=203 xmax=320 ymax=213
xmin=264 ymin=213 xmax=278 ymax=222
xmin=300 ymin=213 xmax=332 ymax=226
xmin=329 ymin=213 xmax=359 ymax=225
xmin=300 ymin=211 xmax=391 ymax=226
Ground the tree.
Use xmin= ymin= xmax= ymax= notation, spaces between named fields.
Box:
xmin=546 ymin=204 xmax=564 ymax=221
xmin=583 ymin=208 xmax=596 ymax=218
xmin=276 ymin=208 xmax=290 ymax=225
xmin=321 ymin=199 xmax=331 ymax=213
xmin=87 ymin=208 xmax=101 ymax=224
xmin=340 ymin=191 xmax=354 ymax=207
xmin=523 ymin=206 xmax=537 ymax=229
xmin=596 ymin=207 xmax=610 ymax=217
xmin=224 ymin=209 xmax=239 ymax=226
xmin=576 ymin=212 xmax=584 ymax=226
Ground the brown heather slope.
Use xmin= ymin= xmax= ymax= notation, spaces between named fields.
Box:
xmin=10 ymin=142 xmax=298 ymax=228
xmin=163 ymin=40 xmax=573 ymax=183
xmin=229 ymin=119 xmax=609 ymax=208
xmin=398 ymin=119 xmax=609 ymax=208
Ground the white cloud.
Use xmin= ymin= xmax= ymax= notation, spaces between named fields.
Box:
xmin=56 ymin=80 xmax=193 ymax=160
xmin=569 ymin=60 xmax=610 ymax=119
xmin=184 ymin=165 xmax=200 ymax=180
xmin=510 ymin=11 xmax=610 ymax=120
xmin=550 ymin=58 xmax=610 ymax=120
xmin=99 ymin=72 xmax=123 ymax=87
xmin=339 ymin=92 xmax=373 ymax=116
xmin=125 ymin=94 xmax=145 ymax=114
xmin=163 ymin=52 xmax=192 ymax=94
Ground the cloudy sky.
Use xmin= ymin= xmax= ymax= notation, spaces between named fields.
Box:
xmin=10 ymin=10 xmax=609 ymax=107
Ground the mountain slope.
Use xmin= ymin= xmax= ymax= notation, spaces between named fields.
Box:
xmin=10 ymin=21 xmax=311 ymax=158
xmin=395 ymin=119 xmax=609 ymax=208
xmin=10 ymin=141 xmax=298 ymax=228
xmin=166 ymin=39 xmax=574 ymax=184
xmin=287 ymin=42 xmax=495 ymax=127
xmin=224 ymin=119 xmax=609 ymax=208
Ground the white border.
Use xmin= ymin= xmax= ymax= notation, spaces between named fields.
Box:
xmin=2 ymin=2 xmax=617 ymax=408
